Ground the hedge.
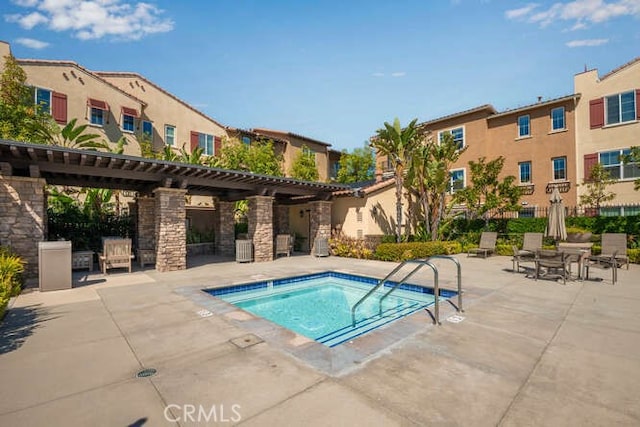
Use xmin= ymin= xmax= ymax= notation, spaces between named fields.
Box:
xmin=375 ymin=241 xmax=462 ymax=262
xmin=0 ymin=247 xmax=25 ymax=320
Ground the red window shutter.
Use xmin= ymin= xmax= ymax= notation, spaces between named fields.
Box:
xmin=190 ymin=131 xmax=199 ymax=151
xmin=584 ymin=153 xmax=598 ymax=181
xmin=52 ymin=92 xmax=67 ymax=124
xmin=636 ymin=89 xmax=640 ymax=120
xmin=589 ymin=98 xmax=604 ymax=129
xmin=214 ymin=136 xmax=222 ymax=156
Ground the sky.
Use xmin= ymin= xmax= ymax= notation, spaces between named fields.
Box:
xmin=2 ymin=0 xmax=639 ymax=151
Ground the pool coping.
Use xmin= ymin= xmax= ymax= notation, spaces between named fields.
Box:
xmin=176 ymin=270 xmax=463 ymax=376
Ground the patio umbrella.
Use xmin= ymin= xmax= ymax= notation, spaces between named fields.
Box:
xmin=545 ymin=187 xmax=567 ymax=243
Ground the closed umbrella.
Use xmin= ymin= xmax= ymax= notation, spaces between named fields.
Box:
xmin=546 ymin=187 xmax=567 ymax=243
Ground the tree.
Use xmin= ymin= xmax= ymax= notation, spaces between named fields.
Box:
xmin=454 ymin=156 xmax=522 ymax=227
xmin=371 ymin=118 xmax=419 ymax=242
xmin=408 ymin=131 xmax=466 ymax=240
xmin=43 ymin=118 xmax=108 ymax=149
xmin=210 ymin=137 xmax=283 ymax=176
xmin=622 ymin=146 xmax=640 ymax=191
xmin=0 ymin=53 xmax=30 ymax=106
xmin=579 ymin=163 xmax=616 ymax=211
xmin=289 ymin=144 xmax=319 ymax=181
xmin=336 ymin=144 xmax=375 ymax=184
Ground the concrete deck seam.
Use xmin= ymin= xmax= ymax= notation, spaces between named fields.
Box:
xmin=496 ymin=281 xmax=586 ymax=426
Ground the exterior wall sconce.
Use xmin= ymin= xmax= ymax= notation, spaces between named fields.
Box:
xmin=299 ymin=209 xmax=304 ymax=218
xmin=372 ymin=206 xmax=378 ymax=215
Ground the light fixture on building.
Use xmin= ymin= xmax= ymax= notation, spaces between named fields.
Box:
xmin=299 ymin=209 xmax=304 ymax=218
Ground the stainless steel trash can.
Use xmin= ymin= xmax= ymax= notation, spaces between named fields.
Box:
xmin=38 ymin=241 xmax=72 ymax=291
xmin=314 ymin=237 xmax=329 ymax=257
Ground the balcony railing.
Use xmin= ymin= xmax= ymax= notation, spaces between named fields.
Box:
xmin=545 ymin=181 xmax=571 ymax=194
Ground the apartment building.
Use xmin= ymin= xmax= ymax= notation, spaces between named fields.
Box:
xmin=574 ymin=58 xmax=640 ymax=215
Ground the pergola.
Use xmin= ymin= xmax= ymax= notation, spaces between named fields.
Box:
xmin=0 ymin=139 xmax=350 ymax=279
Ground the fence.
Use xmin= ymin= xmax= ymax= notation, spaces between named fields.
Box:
xmin=473 ymin=204 xmax=640 ymax=219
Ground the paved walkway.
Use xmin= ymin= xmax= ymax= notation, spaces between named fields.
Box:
xmin=0 ymin=254 xmax=638 ymax=426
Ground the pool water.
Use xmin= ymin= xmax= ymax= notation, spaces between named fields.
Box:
xmin=205 ymin=272 xmax=454 ymax=347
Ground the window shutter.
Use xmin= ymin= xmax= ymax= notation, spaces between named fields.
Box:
xmin=52 ymin=92 xmax=67 ymax=124
xmin=636 ymin=89 xmax=640 ymax=120
xmin=214 ymin=136 xmax=222 ymax=156
xmin=190 ymin=131 xmax=199 ymax=151
xmin=584 ymin=153 xmax=598 ymax=181
xmin=589 ymin=98 xmax=604 ymax=129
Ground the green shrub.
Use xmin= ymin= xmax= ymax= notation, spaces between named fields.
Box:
xmin=629 ymin=249 xmax=640 ymax=264
xmin=329 ymin=232 xmax=375 ymax=259
xmin=0 ymin=247 xmax=25 ymax=319
xmin=374 ymin=241 xmax=462 ymax=262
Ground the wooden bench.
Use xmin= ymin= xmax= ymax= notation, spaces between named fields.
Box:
xmin=99 ymin=238 xmax=133 ymax=274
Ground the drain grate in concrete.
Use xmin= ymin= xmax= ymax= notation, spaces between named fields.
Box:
xmin=230 ymin=334 xmax=263 ymax=349
xmin=447 ymin=314 xmax=465 ymax=323
xmin=136 ymin=368 xmax=157 ymax=378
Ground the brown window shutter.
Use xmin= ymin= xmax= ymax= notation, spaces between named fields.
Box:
xmin=584 ymin=153 xmax=598 ymax=180
xmin=214 ymin=136 xmax=222 ymax=156
xmin=589 ymin=98 xmax=604 ymax=129
xmin=190 ymin=131 xmax=199 ymax=151
xmin=52 ymin=92 xmax=67 ymax=124
xmin=636 ymin=89 xmax=640 ymax=120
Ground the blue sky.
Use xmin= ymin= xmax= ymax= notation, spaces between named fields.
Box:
xmin=2 ymin=0 xmax=639 ymax=151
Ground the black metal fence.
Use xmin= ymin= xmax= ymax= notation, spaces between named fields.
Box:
xmin=474 ymin=205 xmax=640 ymax=219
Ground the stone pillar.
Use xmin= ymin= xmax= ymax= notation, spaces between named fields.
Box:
xmin=273 ymin=205 xmax=290 ymax=235
xmin=136 ymin=196 xmax=155 ymax=250
xmin=0 ymin=175 xmax=46 ymax=282
xmin=215 ymin=201 xmax=235 ymax=256
xmin=309 ymin=201 xmax=332 ymax=254
xmin=247 ymin=196 xmax=273 ymax=262
xmin=153 ymin=188 xmax=187 ymax=272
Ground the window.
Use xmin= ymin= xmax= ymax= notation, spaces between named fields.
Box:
xmin=34 ymin=88 xmax=51 ymax=114
xmin=598 ymin=206 xmax=640 ymax=217
xmin=449 ymin=169 xmax=465 ymax=193
xmin=165 ymin=125 xmax=175 ymax=146
xmin=599 ymin=149 xmax=640 ymax=180
xmin=303 ymin=146 xmax=317 ymax=163
xmin=198 ymin=133 xmax=214 ymax=155
xmin=552 ymin=157 xmax=566 ymax=181
xmin=90 ymin=108 xmax=104 ymax=126
xmin=122 ymin=114 xmax=135 ymax=132
xmin=242 ymin=136 xmax=251 ymax=145
xmin=439 ymin=127 xmax=464 ymax=150
xmin=519 ymin=161 xmax=532 ymax=183
xmin=518 ymin=115 xmax=530 ymax=137
xmin=142 ymin=121 xmax=153 ymax=138
xmin=518 ymin=207 xmax=535 ymax=218
xmin=330 ymin=162 xmax=340 ymax=179
xmin=605 ymin=91 xmax=636 ymax=125
xmin=551 ymin=107 xmax=565 ymax=131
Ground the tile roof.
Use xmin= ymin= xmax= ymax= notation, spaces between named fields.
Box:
xmin=333 ymin=177 xmax=395 ymax=197
xmin=417 ymin=104 xmax=497 ymax=128
xmin=600 ymin=57 xmax=640 ymax=81
xmin=251 ymin=128 xmax=332 ymax=147
xmin=488 ymin=94 xmax=580 ymax=119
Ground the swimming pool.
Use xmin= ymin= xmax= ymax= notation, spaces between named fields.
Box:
xmin=204 ymin=271 xmax=456 ymax=347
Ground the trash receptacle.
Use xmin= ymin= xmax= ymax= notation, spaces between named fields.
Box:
xmin=38 ymin=241 xmax=72 ymax=291
xmin=314 ymin=237 xmax=329 ymax=257
xmin=235 ymin=240 xmax=253 ymax=263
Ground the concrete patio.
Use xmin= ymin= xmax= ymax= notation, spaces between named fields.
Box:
xmin=1 ymin=254 xmax=638 ymax=426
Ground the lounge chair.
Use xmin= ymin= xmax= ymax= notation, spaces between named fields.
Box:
xmin=601 ymin=233 xmax=629 ymax=269
xmin=468 ymin=232 xmax=497 ymax=258
xmin=535 ymin=249 xmax=571 ymax=285
xmin=275 ymin=234 xmax=292 ymax=257
xmin=584 ymin=251 xmax=618 ymax=285
xmin=99 ymin=238 xmax=133 ymax=274
xmin=512 ymin=232 xmax=543 ymax=272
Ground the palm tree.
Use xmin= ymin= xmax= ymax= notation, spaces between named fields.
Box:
xmin=371 ymin=118 xmax=420 ymax=242
xmin=49 ymin=118 xmax=109 ymax=150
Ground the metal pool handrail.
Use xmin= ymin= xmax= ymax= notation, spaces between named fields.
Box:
xmin=377 ymin=259 xmax=440 ymax=324
xmin=427 ymin=255 xmax=464 ymax=313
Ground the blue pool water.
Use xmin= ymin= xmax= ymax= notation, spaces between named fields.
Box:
xmin=205 ymin=272 xmax=455 ymax=347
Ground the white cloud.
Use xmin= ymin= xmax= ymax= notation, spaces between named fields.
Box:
xmin=505 ymin=3 xmax=539 ymax=19
xmin=372 ymin=72 xmax=385 ymax=77
xmin=505 ymin=0 xmax=640 ymax=28
xmin=566 ymin=38 xmax=609 ymax=46
xmin=15 ymin=37 xmax=50 ymax=49
xmin=391 ymin=72 xmax=406 ymax=77
xmin=5 ymin=0 xmax=174 ymax=41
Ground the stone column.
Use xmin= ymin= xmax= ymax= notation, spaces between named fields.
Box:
xmin=153 ymin=188 xmax=187 ymax=272
xmin=0 ymin=174 xmax=46 ymax=282
xmin=247 ymin=196 xmax=274 ymax=262
xmin=309 ymin=201 xmax=332 ymax=254
xmin=273 ymin=204 xmax=290 ymax=235
xmin=215 ymin=201 xmax=235 ymax=256
xmin=136 ymin=196 xmax=155 ymax=251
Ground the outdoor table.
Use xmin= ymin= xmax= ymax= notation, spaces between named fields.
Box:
xmin=557 ymin=242 xmax=593 ymax=279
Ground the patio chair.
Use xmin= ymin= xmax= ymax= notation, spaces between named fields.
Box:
xmin=601 ymin=233 xmax=629 ymax=270
xmin=468 ymin=232 xmax=497 ymax=258
xmin=275 ymin=234 xmax=292 ymax=257
xmin=535 ymin=250 xmax=571 ymax=285
xmin=521 ymin=232 xmax=543 ymax=256
xmin=99 ymin=238 xmax=134 ymax=274
xmin=512 ymin=245 xmax=535 ymax=273
xmin=584 ymin=251 xmax=618 ymax=285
